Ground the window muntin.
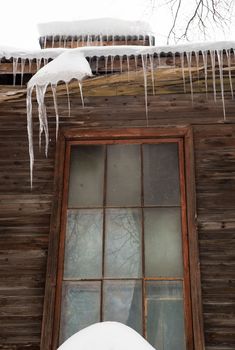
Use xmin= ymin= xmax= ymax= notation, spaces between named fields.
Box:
xmin=56 ymin=140 xmax=192 ymax=350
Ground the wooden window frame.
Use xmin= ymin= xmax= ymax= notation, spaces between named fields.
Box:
xmin=41 ymin=127 xmax=205 ymax=350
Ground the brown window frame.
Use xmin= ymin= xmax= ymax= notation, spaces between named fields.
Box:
xmin=41 ymin=127 xmax=205 ymax=350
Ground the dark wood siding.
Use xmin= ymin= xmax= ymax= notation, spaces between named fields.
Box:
xmin=0 ymin=76 xmax=235 ymax=349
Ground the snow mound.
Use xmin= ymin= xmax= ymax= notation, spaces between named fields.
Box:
xmin=58 ymin=322 xmax=155 ymax=350
xmin=38 ymin=18 xmax=153 ymax=37
xmin=28 ymin=49 xmax=92 ymax=87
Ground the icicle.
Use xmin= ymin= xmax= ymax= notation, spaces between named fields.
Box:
xmin=217 ymin=50 xmax=226 ymax=121
xmin=43 ymin=36 xmax=47 ymax=49
xmin=172 ymin=52 xmax=176 ymax=67
xmin=149 ymin=54 xmax=155 ymax=95
xmin=96 ymin=57 xmax=99 ymax=74
xmin=58 ymin=35 xmax=62 ymax=47
xmin=36 ymin=84 xmax=49 ymax=156
xmin=43 ymin=58 xmax=48 ymax=67
xmin=143 ymin=34 xmax=146 ymax=46
xmin=186 ymin=51 xmax=193 ymax=103
xmin=105 ymin=56 xmax=108 ymax=75
xmin=78 ymin=82 xmax=85 ymax=108
xmin=126 ymin=55 xmax=130 ymax=81
xmin=111 ymin=56 xmax=114 ymax=74
xmin=12 ymin=57 xmax=19 ymax=85
xmin=100 ymin=35 xmax=103 ymax=46
xmin=141 ymin=54 xmax=149 ymax=126
xmin=20 ymin=58 xmax=25 ymax=86
xmin=202 ymin=50 xmax=208 ymax=98
xmin=52 ymin=35 xmax=55 ymax=48
xmin=119 ymin=55 xmax=123 ymax=74
xmin=66 ymin=83 xmax=71 ymax=117
xmin=63 ymin=36 xmax=67 ymax=48
xmin=28 ymin=58 xmax=32 ymax=73
xmin=180 ymin=53 xmax=186 ymax=93
xmin=210 ymin=50 xmax=217 ymax=102
xmin=226 ymin=49 xmax=234 ymax=99
xmin=71 ymin=36 xmax=74 ymax=48
xmin=26 ymin=86 xmax=34 ymax=188
xmin=51 ymin=84 xmax=59 ymax=140
xmin=134 ymin=55 xmax=138 ymax=72
xmin=112 ymin=35 xmax=114 ymax=46
xmin=157 ymin=54 xmax=161 ymax=67
xmin=36 ymin=58 xmax=42 ymax=71
xmin=195 ymin=51 xmax=200 ymax=84
xmin=125 ymin=35 xmax=128 ymax=46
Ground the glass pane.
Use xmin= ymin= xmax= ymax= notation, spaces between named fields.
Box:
xmin=144 ymin=208 xmax=183 ymax=277
xmin=64 ymin=209 xmax=103 ymax=279
xmin=68 ymin=145 xmax=105 ymax=207
xmin=106 ymin=144 xmax=141 ymax=206
xmin=105 ymin=208 xmax=142 ymax=278
xmin=143 ymin=143 xmax=180 ymax=206
xmin=146 ymin=281 xmax=186 ymax=350
xmin=59 ymin=281 xmax=101 ymax=344
xmin=103 ymin=280 xmax=142 ymax=334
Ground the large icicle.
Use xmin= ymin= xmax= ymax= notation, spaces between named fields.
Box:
xmin=210 ymin=50 xmax=217 ymax=102
xmin=141 ymin=54 xmax=149 ymax=126
xmin=226 ymin=49 xmax=234 ymax=99
xmin=36 ymin=84 xmax=49 ymax=156
xmin=202 ymin=50 xmax=208 ymax=97
xmin=186 ymin=51 xmax=194 ymax=103
xmin=180 ymin=53 xmax=186 ymax=93
xmin=51 ymin=84 xmax=59 ymax=139
xmin=12 ymin=57 xmax=19 ymax=85
xmin=78 ymin=82 xmax=85 ymax=108
xmin=217 ymin=50 xmax=226 ymax=120
xmin=26 ymin=86 xmax=34 ymax=188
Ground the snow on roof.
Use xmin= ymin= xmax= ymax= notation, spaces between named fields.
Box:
xmin=58 ymin=322 xmax=155 ymax=350
xmin=26 ymin=41 xmax=235 ymax=88
xmin=0 ymin=46 xmax=66 ymax=60
xmin=1 ymin=41 xmax=235 ymax=61
xmin=38 ymin=18 xmax=153 ymax=37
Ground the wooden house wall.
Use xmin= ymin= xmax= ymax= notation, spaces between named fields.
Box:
xmin=0 ymin=81 xmax=235 ymax=350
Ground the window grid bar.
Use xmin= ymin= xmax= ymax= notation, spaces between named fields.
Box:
xmin=100 ymin=145 xmax=108 ymax=322
xmin=67 ymin=205 xmax=181 ymax=210
xmin=62 ymin=277 xmax=184 ymax=282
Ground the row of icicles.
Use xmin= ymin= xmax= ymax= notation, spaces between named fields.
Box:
xmin=6 ymin=48 xmax=234 ymax=187
xmin=40 ymin=34 xmax=155 ymax=49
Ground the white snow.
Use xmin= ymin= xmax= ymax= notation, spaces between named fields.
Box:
xmin=0 ymin=46 xmax=66 ymax=60
xmin=28 ymin=49 xmax=92 ymax=87
xmin=57 ymin=322 xmax=155 ymax=350
xmin=38 ymin=18 xmax=153 ymax=37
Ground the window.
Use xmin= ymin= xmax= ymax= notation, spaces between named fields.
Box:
xmin=41 ymin=128 xmax=204 ymax=350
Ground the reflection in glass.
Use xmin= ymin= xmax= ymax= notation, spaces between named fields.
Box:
xmin=105 ymin=208 xmax=142 ymax=278
xmin=68 ymin=145 xmax=105 ymax=207
xmin=64 ymin=209 xmax=103 ymax=279
xmin=143 ymin=143 xmax=180 ymax=206
xmin=144 ymin=208 xmax=183 ymax=277
xmin=146 ymin=281 xmax=186 ymax=350
xmin=59 ymin=281 xmax=101 ymax=344
xmin=106 ymin=144 xmax=141 ymax=206
xmin=103 ymin=280 xmax=142 ymax=334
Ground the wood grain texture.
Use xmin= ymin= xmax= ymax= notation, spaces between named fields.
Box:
xmin=0 ymin=67 xmax=235 ymax=349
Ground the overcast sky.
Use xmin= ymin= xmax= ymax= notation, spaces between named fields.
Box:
xmin=0 ymin=0 xmax=234 ymax=49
